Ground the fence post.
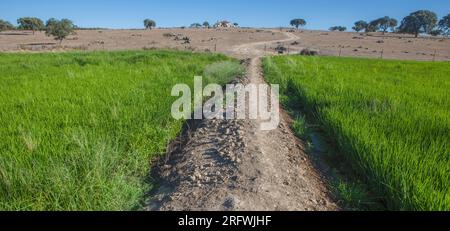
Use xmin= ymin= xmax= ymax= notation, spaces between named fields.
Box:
xmin=339 ymin=48 xmax=342 ymax=57
xmin=433 ymin=49 xmax=437 ymax=62
xmin=380 ymin=49 xmax=384 ymax=59
xmin=214 ymin=43 xmax=217 ymax=52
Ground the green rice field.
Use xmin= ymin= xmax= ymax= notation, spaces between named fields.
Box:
xmin=263 ymin=56 xmax=449 ymax=211
xmin=0 ymin=50 xmax=237 ymax=211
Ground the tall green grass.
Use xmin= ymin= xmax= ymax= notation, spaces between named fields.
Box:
xmin=0 ymin=50 xmax=234 ymax=210
xmin=263 ymin=56 xmax=449 ymax=211
xmin=203 ymin=61 xmax=245 ymax=85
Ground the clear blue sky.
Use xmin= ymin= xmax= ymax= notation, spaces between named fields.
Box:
xmin=1 ymin=0 xmax=448 ymax=30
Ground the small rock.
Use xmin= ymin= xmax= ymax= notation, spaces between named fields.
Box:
xmin=223 ymin=197 xmax=235 ymax=209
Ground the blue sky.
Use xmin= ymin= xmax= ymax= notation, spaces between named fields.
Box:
xmin=0 ymin=0 xmax=448 ymax=30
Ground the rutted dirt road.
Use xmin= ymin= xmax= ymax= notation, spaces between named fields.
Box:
xmin=146 ymin=32 xmax=339 ymax=211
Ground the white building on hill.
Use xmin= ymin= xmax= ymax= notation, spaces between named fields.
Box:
xmin=214 ymin=20 xmax=236 ymax=28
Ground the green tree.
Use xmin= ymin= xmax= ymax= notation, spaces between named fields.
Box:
xmin=233 ymin=22 xmax=239 ymax=27
xmin=398 ymin=10 xmax=438 ymax=37
xmin=372 ymin=16 xmax=397 ymax=34
xmin=388 ymin=18 xmax=398 ymax=32
xmin=365 ymin=21 xmax=378 ymax=32
xmin=203 ymin=21 xmax=210 ymax=28
xmin=329 ymin=26 xmax=347 ymax=32
xmin=290 ymin=19 xmax=306 ymax=30
xmin=352 ymin=20 xmax=368 ymax=32
xmin=17 ymin=17 xmax=44 ymax=34
xmin=368 ymin=19 xmax=381 ymax=32
xmin=190 ymin=23 xmax=202 ymax=28
xmin=45 ymin=18 xmax=76 ymax=44
xmin=144 ymin=19 xmax=156 ymax=30
xmin=0 ymin=19 xmax=15 ymax=31
xmin=438 ymin=14 xmax=450 ymax=37
xmin=429 ymin=29 xmax=442 ymax=36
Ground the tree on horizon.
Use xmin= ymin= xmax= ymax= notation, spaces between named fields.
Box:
xmin=353 ymin=20 xmax=368 ymax=32
xmin=370 ymin=16 xmax=398 ymax=34
xmin=17 ymin=17 xmax=44 ymax=34
xmin=45 ymin=18 xmax=76 ymax=44
xmin=290 ymin=19 xmax=306 ymax=30
xmin=144 ymin=19 xmax=156 ymax=30
xmin=0 ymin=19 xmax=15 ymax=31
xmin=438 ymin=14 xmax=450 ymax=37
xmin=398 ymin=10 xmax=438 ymax=37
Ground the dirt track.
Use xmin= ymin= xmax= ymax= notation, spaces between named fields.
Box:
xmin=146 ymin=32 xmax=339 ymax=211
